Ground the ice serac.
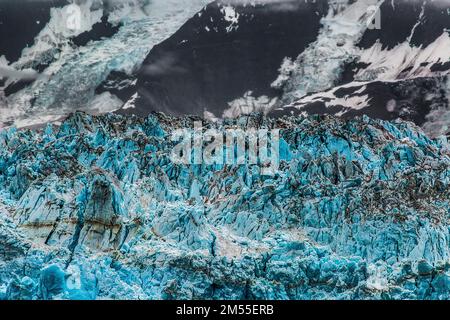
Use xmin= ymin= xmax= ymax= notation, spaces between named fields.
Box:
xmin=0 ymin=111 xmax=449 ymax=300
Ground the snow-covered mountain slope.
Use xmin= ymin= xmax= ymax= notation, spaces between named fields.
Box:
xmin=274 ymin=0 xmax=450 ymax=101
xmin=0 ymin=0 xmax=210 ymax=128
xmin=270 ymin=0 xmax=450 ymax=137
xmin=1 ymin=0 xmax=449 ymax=134
xmin=1 ymin=1 xmax=450 ymax=300
xmin=0 ymin=111 xmax=449 ymax=300
xmin=107 ymin=0 xmax=450 ymax=137
xmin=272 ymin=0 xmax=383 ymax=103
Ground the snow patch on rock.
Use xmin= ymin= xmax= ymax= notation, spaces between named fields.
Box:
xmin=273 ymin=0 xmax=382 ymax=104
xmin=357 ymin=32 xmax=450 ymax=82
xmin=220 ymin=5 xmax=240 ymax=33
xmin=223 ymin=91 xmax=278 ymax=118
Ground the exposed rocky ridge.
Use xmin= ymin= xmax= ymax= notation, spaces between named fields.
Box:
xmin=0 ymin=112 xmax=449 ymax=300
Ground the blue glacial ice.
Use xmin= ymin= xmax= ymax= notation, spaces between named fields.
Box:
xmin=0 ymin=112 xmax=449 ymax=300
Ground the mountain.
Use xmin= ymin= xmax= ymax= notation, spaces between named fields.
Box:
xmin=269 ymin=0 xmax=450 ymax=138
xmin=0 ymin=0 xmax=68 ymax=64
xmin=2 ymin=0 xmax=449 ymax=137
xmin=1 ymin=0 xmax=450 ymax=301
xmin=107 ymin=0 xmax=450 ymax=137
xmin=116 ymin=0 xmax=329 ymax=117
xmin=0 ymin=111 xmax=449 ymax=300
xmin=0 ymin=0 xmax=211 ymax=128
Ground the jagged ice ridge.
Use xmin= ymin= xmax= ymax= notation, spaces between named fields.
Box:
xmin=0 ymin=112 xmax=449 ymax=300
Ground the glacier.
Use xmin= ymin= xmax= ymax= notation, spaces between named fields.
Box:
xmin=272 ymin=0 xmax=383 ymax=104
xmin=0 ymin=111 xmax=449 ymax=300
xmin=1 ymin=0 xmax=211 ymax=128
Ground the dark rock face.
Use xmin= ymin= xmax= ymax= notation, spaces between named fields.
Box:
xmin=269 ymin=0 xmax=450 ymax=137
xmin=359 ymin=0 xmax=450 ymax=50
xmin=2 ymin=0 xmax=449 ymax=133
xmin=112 ymin=0 xmax=450 ymax=134
xmin=1 ymin=1 xmax=211 ymax=128
xmin=358 ymin=0 xmax=425 ymax=50
xmin=344 ymin=0 xmax=450 ymax=85
xmin=0 ymin=1 xmax=121 ymax=99
xmin=4 ymin=79 xmax=35 ymax=97
xmin=339 ymin=78 xmax=448 ymax=125
xmin=121 ymin=0 xmax=328 ymax=117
